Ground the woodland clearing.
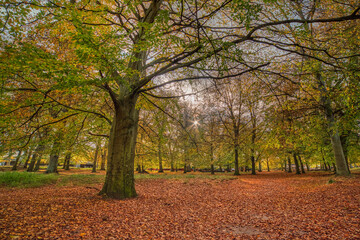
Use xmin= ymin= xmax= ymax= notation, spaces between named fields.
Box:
xmin=0 ymin=171 xmax=359 ymax=239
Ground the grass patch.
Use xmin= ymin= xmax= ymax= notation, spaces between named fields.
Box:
xmin=0 ymin=171 xmax=237 ymax=188
xmin=59 ymin=174 xmax=105 ymax=186
xmin=0 ymin=172 xmax=59 ymax=188
xmin=135 ymin=172 xmax=237 ymax=181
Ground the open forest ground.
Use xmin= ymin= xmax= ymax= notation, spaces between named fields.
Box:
xmin=0 ymin=171 xmax=359 ymax=240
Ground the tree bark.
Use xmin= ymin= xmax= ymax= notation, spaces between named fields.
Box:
xmin=210 ymin=144 xmax=215 ymax=175
xmin=293 ymin=152 xmax=301 ymax=175
xmin=318 ymin=73 xmax=350 ymax=176
xmin=266 ymin=158 xmax=270 ymax=172
xmin=234 ymin=145 xmax=240 ymax=175
xmin=23 ymin=149 xmax=33 ymax=169
xmin=250 ymin=116 xmax=256 ymax=175
xmin=258 ymin=159 xmax=262 ymax=172
xmin=27 ymin=144 xmax=45 ymax=172
xmin=332 ymin=163 xmax=337 ymax=173
xmin=287 ymin=156 xmax=292 ymax=173
xmin=170 ymin=157 xmax=175 ymax=172
xmin=64 ymin=152 xmax=71 ymax=170
xmin=298 ymin=154 xmax=305 ymax=173
xmin=100 ymin=95 xmax=139 ymax=199
xmin=34 ymin=154 xmax=43 ymax=172
xmin=158 ymin=142 xmax=163 ymax=173
xmin=11 ymin=150 xmax=22 ymax=171
xmin=92 ymin=141 xmax=100 ymax=173
xmin=251 ymin=155 xmax=256 ymax=175
xmin=46 ymin=138 xmax=61 ymax=174
xmin=100 ymin=148 xmax=107 ymax=171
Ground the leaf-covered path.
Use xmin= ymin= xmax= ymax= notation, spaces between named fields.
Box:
xmin=1 ymin=172 xmax=359 ymax=239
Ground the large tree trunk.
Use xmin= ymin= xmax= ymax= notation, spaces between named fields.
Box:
xmin=340 ymin=134 xmax=351 ymax=173
xmin=11 ymin=150 xmax=22 ymax=171
xmin=318 ymin=74 xmax=350 ymax=176
xmin=100 ymin=96 xmax=139 ymax=199
xmin=46 ymin=138 xmax=61 ymax=174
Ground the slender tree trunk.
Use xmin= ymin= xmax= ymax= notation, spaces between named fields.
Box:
xmin=92 ymin=140 xmax=101 ymax=173
xmin=11 ymin=150 xmax=22 ymax=171
xmin=18 ymin=148 xmax=28 ymax=168
xmin=340 ymin=135 xmax=351 ymax=173
xmin=136 ymin=164 xmax=141 ymax=173
xmin=324 ymin=161 xmax=328 ymax=171
xmin=298 ymin=154 xmax=305 ymax=173
xmin=258 ymin=160 xmax=262 ymax=172
xmin=210 ymin=163 xmax=215 ymax=175
xmin=293 ymin=152 xmax=301 ymax=175
xmin=251 ymin=156 xmax=256 ymax=175
xmin=284 ymin=159 xmax=287 ymax=172
xmin=100 ymin=96 xmax=139 ymax=199
xmin=64 ymin=152 xmax=71 ymax=170
xmin=306 ymin=162 xmax=310 ymax=171
xmin=141 ymin=165 xmax=145 ymax=173
xmin=62 ymin=151 xmax=71 ymax=169
xmin=158 ymin=142 xmax=163 ymax=173
xmin=62 ymin=157 xmax=66 ymax=169
xmin=327 ymin=163 xmax=332 ymax=171
xmin=169 ymin=145 xmax=175 ymax=172
xmin=234 ymin=145 xmax=240 ymax=175
xmin=250 ymin=118 xmax=256 ymax=175
xmin=100 ymin=148 xmax=107 ymax=171
xmin=170 ymin=157 xmax=175 ymax=172
xmin=266 ymin=158 xmax=270 ymax=172
xmin=34 ymin=154 xmax=43 ymax=172
xmin=27 ymin=145 xmax=45 ymax=172
xmin=23 ymin=149 xmax=33 ymax=169
xmin=210 ymin=145 xmax=214 ymax=175
xmin=332 ymin=163 xmax=337 ymax=174
xmin=287 ymin=156 xmax=292 ymax=173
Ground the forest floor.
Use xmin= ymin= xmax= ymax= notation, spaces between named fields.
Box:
xmin=0 ymin=170 xmax=359 ymax=239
